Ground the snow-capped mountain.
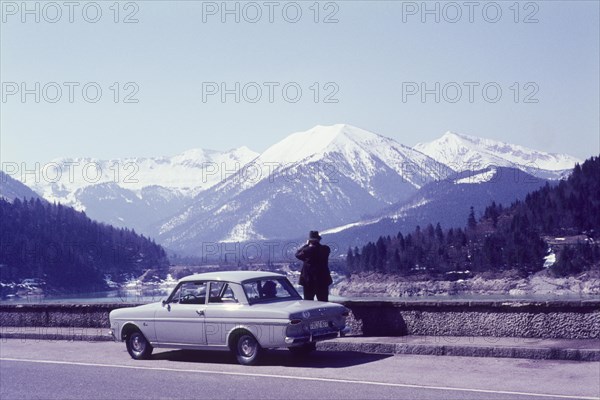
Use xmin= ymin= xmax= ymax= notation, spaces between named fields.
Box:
xmin=71 ymin=183 xmax=189 ymax=233
xmin=414 ymin=132 xmax=581 ymax=180
xmin=31 ymin=146 xmax=258 ymax=201
xmin=321 ymin=166 xmax=550 ymax=250
xmin=6 ymin=124 xmax=584 ymax=256
xmin=154 ymin=124 xmax=453 ymax=252
xmin=18 ymin=146 xmax=258 ymax=232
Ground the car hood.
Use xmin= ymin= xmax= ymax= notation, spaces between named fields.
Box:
xmin=109 ymin=302 xmax=160 ymax=320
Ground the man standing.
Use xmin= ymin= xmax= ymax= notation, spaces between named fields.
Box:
xmin=295 ymin=230 xmax=333 ymax=301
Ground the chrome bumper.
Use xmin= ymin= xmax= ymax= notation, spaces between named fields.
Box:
xmin=285 ymin=326 xmax=350 ymax=345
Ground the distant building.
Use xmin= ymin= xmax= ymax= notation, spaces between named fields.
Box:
xmin=544 ymin=235 xmax=592 ymax=248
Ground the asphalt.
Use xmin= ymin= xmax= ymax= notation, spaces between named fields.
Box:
xmin=1 ymin=326 xmax=598 ymax=362
xmin=3 ymin=340 xmax=599 ymax=400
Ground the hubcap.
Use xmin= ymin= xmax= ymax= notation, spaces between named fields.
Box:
xmin=240 ymin=337 xmax=256 ymax=357
xmin=132 ymin=334 xmax=145 ymax=354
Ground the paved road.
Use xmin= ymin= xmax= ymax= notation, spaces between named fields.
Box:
xmin=1 ymin=339 xmax=598 ymax=400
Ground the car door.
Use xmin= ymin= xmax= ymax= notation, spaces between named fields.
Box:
xmin=154 ymin=281 xmax=207 ymax=346
xmin=204 ymin=281 xmax=243 ymax=346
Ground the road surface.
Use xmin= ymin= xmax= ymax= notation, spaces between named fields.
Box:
xmin=1 ymin=339 xmax=598 ymax=399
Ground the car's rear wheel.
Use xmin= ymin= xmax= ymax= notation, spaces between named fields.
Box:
xmin=126 ymin=330 xmax=153 ymax=360
xmin=235 ymin=333 xmax=262 ymax=365
xmin=289 ymin=342 xmax=316 ymax=357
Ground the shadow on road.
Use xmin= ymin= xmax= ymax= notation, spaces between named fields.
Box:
xmin=151 ymin=348 xmax=391 ymax=368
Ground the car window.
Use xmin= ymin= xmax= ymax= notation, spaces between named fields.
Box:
xmin=242 ymin=278 xmax=300 ymax=304
xmin=170 ymin=281 xmax=207 ymax=304
xmin=208 ymin=282 xmax=238 ymax=304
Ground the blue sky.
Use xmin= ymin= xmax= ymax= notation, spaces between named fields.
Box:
xmin=1 ymin=0 xmax=599 ymax=165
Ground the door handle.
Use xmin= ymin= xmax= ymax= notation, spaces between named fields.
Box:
xmin=196 ymin=310 xmax=205 ymax=316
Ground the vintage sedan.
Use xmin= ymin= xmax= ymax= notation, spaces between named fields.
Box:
xmin=109 ymin=271 xmax=350 ymax=365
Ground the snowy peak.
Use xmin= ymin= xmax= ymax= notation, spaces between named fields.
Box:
xmin=257 ymin=124 xmax=374 ymax=164
xmin=256 ymin=123 xmax=419 ymax=164
xmin=230 ymin=146 xmax=258 ymax=160
xmin=255 ymin=124 xmax=448 ymax=182
xmin=415 ymin=131 xmax=581 ymax=177
xmin=32 ymin=145 xmax=259 ymax=198
xmin=329 ymin=124 xmax=392 ymax=147
xmin=328 ymin=124 xmax=414 ymax=155
xmin=172 ymin=146 xmax=257 ymax=166
xmin=170 ymin=148 xmax=214 ymax=165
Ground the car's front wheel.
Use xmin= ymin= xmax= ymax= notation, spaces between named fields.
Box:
xmin=126 ymin=330 xmax=153 ymax=360
xmin=235 ymin=333 xmax=262 ymax=365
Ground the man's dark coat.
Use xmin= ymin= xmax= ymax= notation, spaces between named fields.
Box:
xmin=295 ymin=242 xmax=333 ymax=288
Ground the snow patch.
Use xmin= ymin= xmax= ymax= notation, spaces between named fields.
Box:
xmin=222 ymin=200 xmax=270 ymax=242
xmin=543 ymin=252 xmax=556 ymax=268
xmin=454 ymin=168 xmax=497 ymax=184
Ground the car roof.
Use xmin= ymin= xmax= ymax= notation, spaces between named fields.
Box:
xmin=178 ymin=270 xmax=285 ymax=284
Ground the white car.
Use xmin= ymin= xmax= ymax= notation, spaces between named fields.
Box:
xmin=109 ymin=271 xmax=349 ymax=365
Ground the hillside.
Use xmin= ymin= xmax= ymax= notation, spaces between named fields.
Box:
xmin=323 ymin=166 xmax=548 ymax=249
xmin=347 ymin=156 xmax=600 ymax=279
xmin=0 ymin=198 xmax=169 ymax=292
xmin=0 ymin=171 xmax=42 ymax=202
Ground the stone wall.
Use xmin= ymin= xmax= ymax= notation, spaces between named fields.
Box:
xmin=342 ymin=300 xmax=600 ymax=339
xmin=0 ymin=304 xmax=134 ymax=328
xmin=1 ymin=300 xmax=598 ymax=339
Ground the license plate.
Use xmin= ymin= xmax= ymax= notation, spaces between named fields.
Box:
xmin=310 ymin=320 xmax=329 ymax=330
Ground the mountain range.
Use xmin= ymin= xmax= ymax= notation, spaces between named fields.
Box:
xmin=156 ymin=124 xmax=452 ymax=251
xmin=9 ymin=147 xmax=258 ymax=233
xmin=2 ymin=125 xmax=582 ymax=256
xmin=415 ymin=132 xmax=575 ymax=180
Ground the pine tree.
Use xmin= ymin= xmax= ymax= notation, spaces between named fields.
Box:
xmin=346 ymin=248 xmax=354 ymax=271
xmin=376 ymin=237 xmax=387 ymax=271
xmin=435 ymin=223 xmax=444 ymax=243
xmin=468 ymin=206 xmax=477 ymax=230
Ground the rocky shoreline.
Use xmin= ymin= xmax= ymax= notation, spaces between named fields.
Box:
xmin=4 ymin=266 xmax=599 ymax=302
xmin=332 ymin=269 xmax=600 ymax=299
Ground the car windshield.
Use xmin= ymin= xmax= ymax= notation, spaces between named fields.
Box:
xmin=242 ymin=277 xmax=301 ymax=304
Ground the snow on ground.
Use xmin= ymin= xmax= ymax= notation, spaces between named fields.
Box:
xmin=222 ymin=200 xmax=270 ymax=242
xmin=454 ymin=168 xmax=497 ymax=184
xmin=322 ymin=218 xmax=380 ymax=235
xmin=543 ymin=252 xmax=556 ymax=268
